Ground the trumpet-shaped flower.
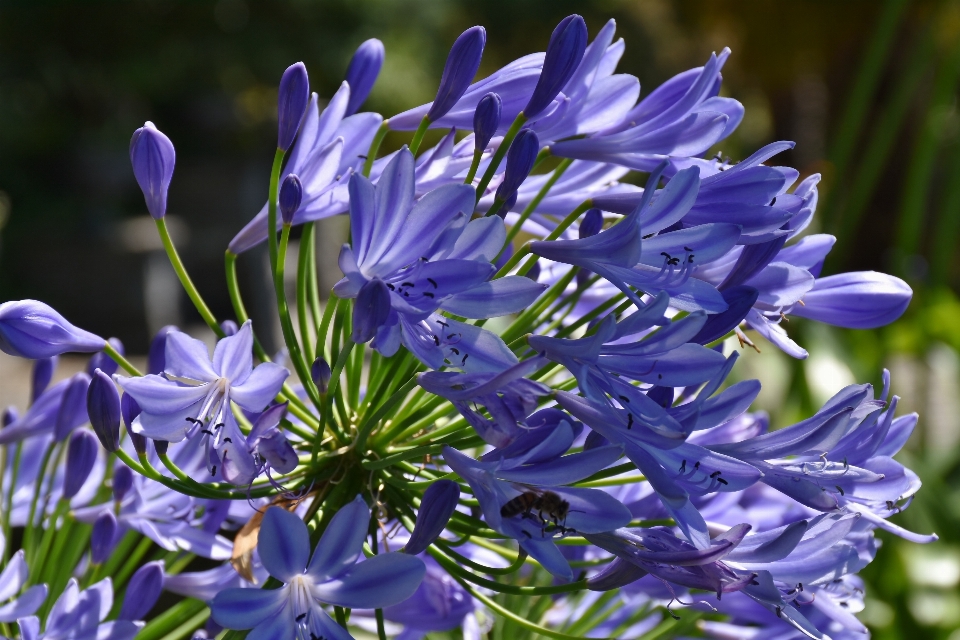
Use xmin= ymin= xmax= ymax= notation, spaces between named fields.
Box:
xmin=211 ymin=497 xmax=425 ymax=639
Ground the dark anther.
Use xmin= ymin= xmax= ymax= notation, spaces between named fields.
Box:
xmin=775 ymin=606 xmax=783 ymax=618
xmin=717 ymin=478 xmax=728 ymax=485
xmin=657 ymin=374 xmax=663 ymax=379
xmin=668 ymin=257 xmax=680 ymax=265
xmin=710 ymin=471 xmax=722 ymax=478
xmin=421 ymin=257 xmax=430 ymax=262
xmin=683 ymin=246 xmax=693 ymax=251
xmin=358 ymin=154 xmax=368 ymax=159
xmin=215 ymin=423 xmax=224 ymax=430
xmin=661 ymin=252 xmax=672 ymax=259
xmin=427 ymin=278 xmax=438 ymax=288
xmin=619 ymin=395 xmax=630 ymax=402
xmin=201 ymin=429 xmax=214 ymax=436
xmin=211 ymin=466 xmax=217 ymax=475
xmin=403 ymin=292 xmax=410 ymax=297
xmin=433 ymin=335 xmax=440 ymax=346
xmin=386 ymin=283 xmax=395 ymax=290
xmin=186 ymin=417 xmax=202 ymax=425
xmin=798 ymin=583 xmax=804 ymax=592
xmin=461 ymin=353 xmax=470 ymax=365
xmin=401 ymin=282 xmax=414 ymax=287
xmin=296 ymin=613 xmax=307 ymax=622
xmin=694 ymin=461 xmax=701 ymax=470
xmin=688 ymin=255 xmax=695 ymax=263
xmin=423 ymin=292 xmax=435 ymax=298
xmin=436 ymin=320 xmax=449 ymax=327
xmin=224 ymin=437 xmax=233 ymax=444
xmin=450 ymin=348 xmax=460 ymax=355
xmin=835 ymin=485 xmax=845 ymax=496
xmin=679 ymin=460 xmax=687 ymax=472
xmin=626 ymin=414 xmax=634 ymax=429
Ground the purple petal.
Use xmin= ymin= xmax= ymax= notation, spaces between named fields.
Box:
xmin=230 ymin=363 xmax=289 ymax=412
xmin=259 ymin=507 xmax=310 ymax=582
xmin=441 ymin=277 xmax=546 ymax=318
xmin=309 ymin=495 xmax=370 ymax=582
xmin=495 ymin=445 xmax=623 ymax=486
xmin=0 ymin=584 xmax=46 ymax=622
xmin=790 ymin=271 xmax=912 ymax=329
xmin=164 ymin=331 xmax=217 ymax=382
xmin=210 ymin=586 xmax=288 ymax=630
xmin=212 ymin=320 xmax=254 ymax=384
xmin=312 ymin=553 xmax=426 ymax=609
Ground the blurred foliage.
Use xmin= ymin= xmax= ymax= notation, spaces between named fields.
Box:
xmin=2 ymin=0 xmax=960 ymax=636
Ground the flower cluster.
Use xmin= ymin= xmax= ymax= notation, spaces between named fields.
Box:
xmin=0 ymin=14 xmax=932 ymax=640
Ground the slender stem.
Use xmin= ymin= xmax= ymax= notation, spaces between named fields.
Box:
xmin=335 ymin=606 xmax=348 ymax=629
xmin=465 ymin=148 xmax=483 ymax=184
xmin=363 ymin=120 xmax=390 ymax=178
xmin=266 ymin=147 xmax=285 ymax=274
xmin=24 ymin=440 xmax=58 ymax=561
xmin=156 ymin=218 xmax=223 ymax=338
xmin=1 ymin=442 xmax=22 ymax=562
xmin=224 ymin=250 xmax=274 ymax=364
xmin=103 ymin=341 xmax=141 ymax=376
xmin=297 ymin=222 xmax=316 ymax=360
xmin=355 ymin=378 xmax=418 ymax=453
xmin=475 ymin=113 xmax=527 ymax=203
xmin=316 ymin=295 xmax=340 ymax=362
xmin=275 ymin=224 xmax=323 ymax=410
xmin=499 ymin=157 xmax=573 ymax=255
xmin=408 ymin=115 xmax=431 ymax=156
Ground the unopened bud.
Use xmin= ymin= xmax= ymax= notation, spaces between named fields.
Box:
xmin=578 ymin=208 xmax=603 ymax=239
xmin=147 ymin=325 xmax=177 ymax=375
xmin=220 ymin=320 xmax=238 ymax=337
xmin=279 ymin=174 xmax=303 ymax=225
xmin=154 ymin=439 xmax=168 ymax=457
xmin=87 ymin=368 xmax=121 ymax=452
xmin=130 ymin=122 xmax=176 ymax=219
xmin=31 ymin=356 xmax=58 ymax=402
xmin=524 ymin=15 xmax=588 ymax=120
xmin=525 ymin=260 xmax=541 ymax=283
xmin=0 ymin=300 xmax=105 ymax=359
xmin=405 ymin=479 xmax=460 ymax=555
xmin=63 ymin=429 xmax=99 ymax=499
xmin=427 ymin=26 xmax=486 ymax=123
xmin=90 ymin=510 xmax=118 ymax=565
xmin=113 ymin=463 xmax=135 ymax=502
xmin=494 ymin=129 xmax=539 ymax=207
xmin=55 ymin=372 xmax=92 ymax=441
xmin=119 ymin=561 xmax=164 ymax=620
xmin=473 ymin=92 xmax=502 ymax=153
xmin=277 ymin=62 xmax=310 ymax=151
xmin=344 ymin=39 xmax=385 ymax=116
xmin=311 ymin=357 xmax=332 ymax=394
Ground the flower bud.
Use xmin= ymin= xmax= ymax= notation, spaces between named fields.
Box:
xmin=494 ymin=128 xmax=539 ymax=205
xmin=277 ymin=62 xmax=310 ymax=151
xmin=130 ymin=122 xmax=176 ymax=219
xmin=86 ymin=337 xmax=124 ymax=377
xmin=154 ymin=439 xmax=169 ymax=457
xmin=0 ymin=300 xmax=105 ymax=359
xmin=119 ymin=561 xmax=164 ymax=620
xmin=113 ymin=463 xmax=135 ymax=502
xmin=247 ymin=403 xmax=298 ymax=474
xmin=55 ymin=372 xmax=92 ymax=441
xmin=279 ymin=174 xmax=303 ymax=225
xmin=121 ymin=392 xmax=146 ymax=455
xmin=2 ymin=406 xmax=18 ymax=427
xmin=31 ymin=356 xmax=58 ymax=402
xmin=524 ymin=15 xmax=588 ymax=119
xmin=63 ymin=429 xmax=99 ymax=499
xmin=790 ymin=272 xmax=913 ymax=329
xmin=311 ymin=357 xmax=332 ymax=394
xmin=473 ymin=92 xmax=502 ymax=153
xmin=405 ymin=479 xmax=460 ymax=555
xmin=345 ymin=38 xmax=385 ymax=116
xmin=90 ymin=510 xmax=118 ymax=565
xmin=147 ymin=325 xmax=177 ymax=375
xmin=87 ymin=368 xmax=121 ymax=452
xmin=352 ymin=278 xmax=392 ymax=344
xmin=525 ymin=260 xmax=541 ymax=283
xmin=220 ymin=320 xmax=238 ymax=337
xmin=578 ymin=208 xmax=604 ymax=239
xmin=427 ymin=26 xmax=486 ymax=123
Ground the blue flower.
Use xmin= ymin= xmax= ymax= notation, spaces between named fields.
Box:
xmin=334 ymin=148 xmax=544 ymax=365
xmin=17 ymin=578 xmax=142 ymax=640
xmin=210 ymin=497 xmax=425 ymax=639
xmin=0 ymin=535 xmax=47 ymax=624
xmin=0 ymin=299 xmax=105 ymax=359
xmin=129 ymin=121 xmax=176 ymax=220
xmin=118 ymin=320 xmax=288 ymax=484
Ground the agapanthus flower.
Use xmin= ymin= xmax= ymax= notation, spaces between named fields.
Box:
xmin=0 ymin=299 xmax=105 ymax=359
xmin=17 ymin=578 xmax=143 ymax=640
xmin=0 ymin=534 xmax=47 ymax=623
xmin=117 ymin=320 xmax=288 ymax=484
xmin=211 ymin=497 xmax=425 ymax=639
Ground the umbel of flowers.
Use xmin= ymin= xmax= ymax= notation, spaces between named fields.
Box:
xmin=0 ymin=15 xmax=933 ymax=640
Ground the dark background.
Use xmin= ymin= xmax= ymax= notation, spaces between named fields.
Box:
xmin=2 ymin=1 xmax=960 ymax=637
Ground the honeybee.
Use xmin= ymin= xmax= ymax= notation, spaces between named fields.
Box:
xmin=500 ymin=489 xmax=572 ymax=535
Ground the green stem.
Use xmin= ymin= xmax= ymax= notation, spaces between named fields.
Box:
xmin=408 ymin=115 xmax=431 ymax=156
xmin=316 ymin=295 xmax=340 ymax=362
xmin=297 ymin=222 xmax=316 ymax=359
xmin=225 ymin=250 xmax=273 ymax=364
xmin=275 ymin=223 xmax=323 ymax=410
xmin=355 ymin=378 xmax=418 ymax=453
xmin=156 ymin=217 xmax=223 ymax=338
xmin=103 ymin=341 xmax=141 ymax=376
xmin=363 ymin=120 xmax=390 ymax=178
xmin=266 ymin=148 xmax=285 ymax=274
xmin=475 ymin=113 xmax=528 ymax=203
xmin=465 ymin=148 xmax=483 ymax=184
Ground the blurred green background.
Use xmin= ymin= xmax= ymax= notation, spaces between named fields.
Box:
xmin=1 ymin=0 xmax=959 ymax=636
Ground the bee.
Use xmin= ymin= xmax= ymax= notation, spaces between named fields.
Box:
xmin=500 ymin=489 xmax=572 ymax=535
